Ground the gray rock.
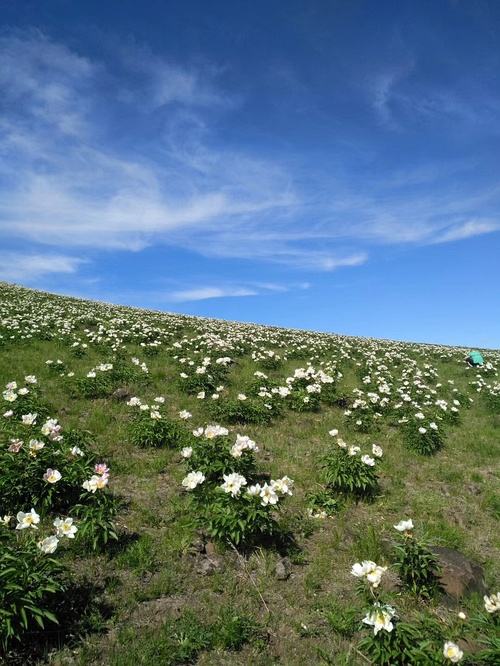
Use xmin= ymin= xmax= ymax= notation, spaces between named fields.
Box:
xmin=112 ymin=387 xmax=131 ymax=401
xmin=275 ymin=557 xmax=292 ymax=580
xmin=204 ymin=541 xmax=217 ymax=557
xmin=196 ymin=556 xmax=222 ymax=576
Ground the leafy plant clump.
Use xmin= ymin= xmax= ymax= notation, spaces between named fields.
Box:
xmin=0 ymin=529 xmax=66 ymax=651
xmin=393 ymin=524 xmax=441 ymax=599
xmin=322 ymin=443 xmax=380 ymax=499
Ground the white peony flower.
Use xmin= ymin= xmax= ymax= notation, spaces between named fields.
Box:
xmin=259 ymin=483 xmax=279 ymax=506
xmin=38 ymin=535 xmax=59 ymax=554
xmin=362 ymin=603 xmax=396 ymax=635
xmin=483 ymin=592 xmax=500 ymax=613
xmin=394 ymin=519 xmax=414 ymax=532
xmin=181 ymin=471 xmax=205 ymax=490
xmin=16 ymin=508 xmax=40 ymax=530
xmin=53 ymin=517 xmax=78 ymax=539
xmin=443 ymin=641 xmax=463 ymax=663
xmin=221 ymin=472 xmax=247 ymax=497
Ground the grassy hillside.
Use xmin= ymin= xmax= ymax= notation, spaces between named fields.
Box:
xmin=0 ymin=283 xmax=498 ymax=665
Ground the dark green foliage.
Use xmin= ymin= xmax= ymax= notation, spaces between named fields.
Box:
xmin=394 ymin=534 xmax=441 ymax=599
xmin=203 ymin=490 xmax=278 ymax=546
xmin=0 ymin=531 xmax=66 ymax=651
xmin=130 ymin=413 xmax=188 ymax=449
xmin=306 ymin=488 xmax=340 ymax=516
xmin=209 ymin=397 xmax=276 ymax=425
xmin=71 ymin=492 xmax=120 ymax=552
xmin=322 ymin=446 xmax=379 ymax=499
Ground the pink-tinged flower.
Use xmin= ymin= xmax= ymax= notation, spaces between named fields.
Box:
xmin=94 ymin=463 xmax=110 ymax=476
xmin=43 ymin=468 xmax=62 ymax=484
xmin=8 ymin=439 xmax=23 ymax=453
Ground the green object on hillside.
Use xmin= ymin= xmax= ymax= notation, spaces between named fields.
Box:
xmin=469 ymin=351 xmax=484 ymax=366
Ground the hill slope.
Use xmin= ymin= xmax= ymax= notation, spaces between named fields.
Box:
xmin=0 ymin=283 xmax=499 ymax=665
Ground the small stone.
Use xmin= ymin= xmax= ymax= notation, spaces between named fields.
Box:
xmin=204 ymin=541 xmax=217 ymax=557
xmin=275 ymin=557 xmax=292 ymax=580
xmin=188 ymin=538 xmax=205 ymax=554
xmin=197 ymin=556 xmax=222 ymax=576
xmin=112 ymin=387 xmax=131 ymax=401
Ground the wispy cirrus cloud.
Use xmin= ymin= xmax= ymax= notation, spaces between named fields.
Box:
xmin=167 ymin=286 xmax=258 ymax=302
xmin=1 ymin=26 xmax=499 ymax=287
xmin=0 ymin=251 xmax=85 ymax=282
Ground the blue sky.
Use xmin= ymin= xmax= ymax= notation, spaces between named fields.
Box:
xmin=0 ymin=0 xmax=499 ymax=347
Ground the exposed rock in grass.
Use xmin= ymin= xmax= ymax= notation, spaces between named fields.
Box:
xmin=112 ymin=387 xmax=132 ymax=401
xmin=275 ymin=557 xmax=292 ymax=580
xmin=431 ymin=546 xmax=487 ymax=602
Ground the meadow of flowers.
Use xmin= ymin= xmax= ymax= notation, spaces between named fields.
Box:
xmin=0 ymin=282 xmax=498 ymax=665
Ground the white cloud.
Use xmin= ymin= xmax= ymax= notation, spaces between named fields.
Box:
xmin=167 ymin=286 xmax=258 ymax=302
xmin=1 ymin=29 xmax=499 ymax=280
xmin=0 ymin=252 xmax=85 ymax=281
xmin=431 ymin=218 xmax=500 ymax=244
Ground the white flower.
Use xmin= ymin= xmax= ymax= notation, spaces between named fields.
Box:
xmin=83 ymin=474 xmax=109 ymax=493
xmin=43 ymin=468 xmax=62 ymax=484
xmin=16 ymin=508 xmax=40 ymax=530
xmin=25 ymin=375 xmax=37 ymax=384
xmin=328 ymin=429 xmax=339 ymax=437
xmin=443 ymin=641 xmax=463 ymax=663
xmin=181 ymin=471 xmax=205 ymax=490
xmin=237 ymin=393 xmax=247 ymax=401
xmin=362 ymin=603 xmax=396 ymax=635
xmin=204 ymin=425 xmax=228 ymax=439
xmin=394 ymin=519 xmax=414 ymax=532
xmin=259 ymin=483 xmax=279 ymax=506
xmin=418 ymin=427 xmax=427 ymax=434
xmin=361 ymin=455 xmax=375 ymax=466
xmin=483 ymin=592 xmax=500 ymax=613
xmin=192 ymin=427 xmax=204 ymax=437
xmin=351 ymin=560 xmax=387 ymax=588
xmin=71 ymin=445 xmax=84 ymax=457
xmin=53 ymin=517 xmax=78 ymax=539
xmin=38 ymin=535 xmax=59 ymax=554
xmin=1 ymin=515 xmax=11 ymax=526
xmin=197 ymin=391 xmax=206 ymax=399
xmin=127 ymin=397 xmax=142 ymax=407
xmin=21 ymin=412 xmax=37 ymax=425
xmin=29 ymin=439 xmax=45 ymax=453
xmin=2 ymin=390 xmax=17 ymax=402
xmin=179 ymin=410 xmax=192 ymax=420
xmin=221 ymin=473 xmax=247 ymax=497
xmin=271 ymin=476 xmax=294 ymax=496
xmin=246 ymin=484 xmax=262 ymax=496
xmin=230 ymin=434 xmax=258 ymax=458
xmin=348 ymin=445 xmax=360 ymax=456
xmin=372 ymin=444 xmax=383 ymax=457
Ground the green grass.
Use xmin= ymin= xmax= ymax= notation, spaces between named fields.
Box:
xmin=0 ymin=282 xmax=499 ymax=665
